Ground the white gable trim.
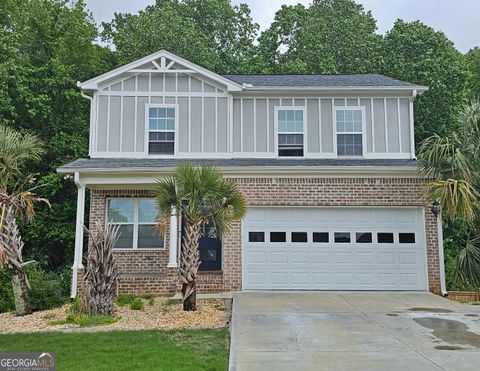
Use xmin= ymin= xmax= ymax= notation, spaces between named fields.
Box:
xmin=80 ymin=50 xmax=242 ymax=92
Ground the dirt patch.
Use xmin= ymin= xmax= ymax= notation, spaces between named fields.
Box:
xmin=408 ymin=307 xmax=453 ymax=313
xmin=465 ymin=314 xmax=479 ymax=317
xmin=386 ymin=313 xmax=398 ymax=317
xmin=0 ymin=298 xmax=228 ymax=334
xmin=434 ymin=345 xmax=466 ymax=350
xmin=414 ymin=317 xmax=480 ymax=348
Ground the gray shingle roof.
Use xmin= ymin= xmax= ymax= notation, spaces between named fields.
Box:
xmin=222 ymin=74 xmax=420 ymax=88
xmin=58 ymin=158 xmax=417 ymax=172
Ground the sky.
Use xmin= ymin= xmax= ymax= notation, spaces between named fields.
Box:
xmin=83 ymin=0 xmax=480 ymax=53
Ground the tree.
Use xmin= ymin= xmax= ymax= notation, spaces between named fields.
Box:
xmin=466 ymin=47 xmax=480 ymax=99
xmin=418 ymin=100 xmax=480 ymax=287
xmin=0 ymin=124 xmax=46 ymax=315
xmin=101 ymin=0 xmax=259 ymax=74
xmin=256 ymin=0 xmax=382 ymax=74
xmin=381 ymin=20 xmax=471 ymax=142
xmin=154 ymin=164 xmax=246 ymax=311
xmin=82 ymin=222 xmax=120 ymax=316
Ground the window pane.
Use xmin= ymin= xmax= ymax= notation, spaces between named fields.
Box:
xmin=107 ymin=199 xmax=134 ymax=223
xmin=159 ymin=107 xmax=167 ymax=117
xmin=378 ymin=233 xmax=394 ymax=243
xmin=200 ymin=249 xmax=217 ymax=262
xmin=313 ymin=232 xmax=329 ymax=243
xmin=334 ymin=232 xmax=351 ymax=243
xmin=286 ymin=110 xmax=294 ymax=121
xmin=166 ymin=119 xmax=175 ymax=130
xmin=356 ymin=232 xmax=372 ymax=243
xmin=249 ymin=232 xmax=265 ymax=242
xmin=149 ymin=118 xmax=157 ymax=130
xmin=336 ymin=110 xmax=344 ymax=122
xmin=337 ymin=134 xmax=363 ymax=156
xmin=291 ymin=232 xmax=308 ymax=242
xmin=138 ymin=199 xmax=158 ymax=223
xmin=278 ymin=110 xmax=286 ymax=121
xmin=149 ymin=107 xmax=158 ymax=118
xmin=149 ymin=141 xmax=174 ymax=154
xmin=138 ymin=224 xmax=164 ymax=248
xmin=114 ymin=224 xmax=134 ymax=249
xmin=295 ymin=110 xmax=303 ymax=121
xmin=278 ymin=148 xmax=304 ymax=157
xmin=166 ymin=108 xmax=175 ymax=118
xmin=399 ymin=233 xmax=415 ymax=244
xmin=270 ymin=232 xmax=286 ymax=242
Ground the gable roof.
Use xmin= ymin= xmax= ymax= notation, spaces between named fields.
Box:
xmin=79 ymin=50 xmax=243 ymax=92
xmin=223 ymin=73 xmax=428 ymax=91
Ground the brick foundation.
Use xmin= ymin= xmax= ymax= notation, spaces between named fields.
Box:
xmin=76 ymin=177 xmax=441 ymax=296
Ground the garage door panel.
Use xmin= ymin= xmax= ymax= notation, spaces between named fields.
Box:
xmin=243 ymin=208 xmax=426 ymax=291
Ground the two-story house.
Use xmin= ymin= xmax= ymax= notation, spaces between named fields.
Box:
xmin=58 ymin=50 xmax=446 ymax=298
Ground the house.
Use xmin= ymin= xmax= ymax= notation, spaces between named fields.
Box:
xmin=58 ymin=50 xmax=446 ymax=298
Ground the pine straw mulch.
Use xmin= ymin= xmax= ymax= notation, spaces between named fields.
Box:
xmin=0 ymin=297 xmax=228 ymax=334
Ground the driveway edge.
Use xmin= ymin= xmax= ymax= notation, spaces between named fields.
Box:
xmin=228 ymin=292 xmax=239 ymax=371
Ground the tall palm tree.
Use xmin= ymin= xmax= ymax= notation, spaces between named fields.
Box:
xmin=0 ymin=124 xmax=45 ymax=315
xmin=418 ymin=99 xmax=480 ymax=287
xmin=154 ymin=163 xmax=247 ymax=311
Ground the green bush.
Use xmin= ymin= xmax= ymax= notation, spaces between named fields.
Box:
xmin=129 ymin=298 xmax=144 ymax=310
xmin=51 ymin=314 xmax=116 ymax=327
xmin=0 ymin=265 xmax=69 ymax=313
xmin=143 ymin=295 xmax=154 ymax=306
xmin=116 ymin=294 xmax=134 ymax=307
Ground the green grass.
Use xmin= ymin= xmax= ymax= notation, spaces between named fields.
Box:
xmin=129 ymin=298 xmax=144 ymax=310
xmin=0 ymin=329 xmax=229 ymax=371
xmin=116 ymin=294 xmax=135 ymax=307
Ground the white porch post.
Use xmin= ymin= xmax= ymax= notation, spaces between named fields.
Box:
xmin=168 ymin=207 xmax=178 ymax=268
xmin=437 ymin=213 xmax=447 ymax=296
xmin=71 ymin=173 xmax=86 ymax=298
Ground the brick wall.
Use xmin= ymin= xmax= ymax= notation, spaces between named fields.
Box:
xmin=78 ymin=177 xmax=441 ymax=296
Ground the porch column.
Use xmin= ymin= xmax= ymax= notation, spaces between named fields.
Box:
xmin=437 ymin=213 xmax=447 ymax=296
xmin=71 ymin=173 xmax=85 ymax=298
xmin=168 ymin=207 xmax=178 ymax=268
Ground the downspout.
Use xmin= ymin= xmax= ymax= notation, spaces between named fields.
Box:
xmin=409 ymin=89 xmax=417 ymax=159
xmin=437 ymin=213 xmax=447 ymax=296
xmin=71 ymin=172 xmax=86 ymax=298
xmin=77 ymin=81 xmax=94 ymax=157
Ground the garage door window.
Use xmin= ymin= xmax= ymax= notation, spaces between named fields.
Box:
xmin=378 ymin=232 xmax=394 ymax=243
xmin=313 ymin=232 xmax=329 ymax=243
xmin=249 ymin=232 xmax=265 ymax=242
xmin=292 ymin=232 xmax=308 ymax=242
xmin=270 ymin=232 xmax=286 ymax=242
xmin=334 ymin=232 xmax=351 ymax=243
xmin=356 ymin=232 xmax=372 ymax=243
xmin=399 ymin=233 xmax=416 ymax=244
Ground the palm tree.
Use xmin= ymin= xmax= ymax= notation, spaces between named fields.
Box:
xmin=0 ymin=124 xmax=45 ymax=315
xmin=154 ymin=163 xmax=247 ymax=311
xmin=418 ymin=99 xmax=480 ymax=287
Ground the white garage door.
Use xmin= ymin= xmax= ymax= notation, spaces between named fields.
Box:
xmin=243 ymin=207 xmax=427 ymax=290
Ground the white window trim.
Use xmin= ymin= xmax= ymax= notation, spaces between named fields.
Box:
xmin=334 ymin=106 xmax=367 ymax=158
xmin=274 ymin=106 xmax=307 ymax=158
xmin=106 ymin=198 xmax=165 ymax=250
xmin=144 ymin=104 xmax=179 ymax=157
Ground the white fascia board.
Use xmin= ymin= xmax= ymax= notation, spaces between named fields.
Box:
xmin=60 ymin=166 xmax=420 ymax=181
xmin=80 ymin=50 xmax=242 ymax=92
xmin=243 ymin=86 xmax=429 ymax=93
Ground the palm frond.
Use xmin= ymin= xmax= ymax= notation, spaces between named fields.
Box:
xmin=455 ymin=235 xmax=480 ymax=287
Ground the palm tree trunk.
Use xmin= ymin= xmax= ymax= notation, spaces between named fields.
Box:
xmin=11 ymin=270 xmax=32 ymax=316
xmin=179 ymin=219 xmax=202 ymax=311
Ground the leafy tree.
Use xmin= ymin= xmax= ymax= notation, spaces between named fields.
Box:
xmin=418 ymin=100 xmax=480 ymax=287
xmin=0 ymin=125 xmax=46 ymax=316
xmin=381 ymin=20 xmax=471 ymax=142
xmin=256 ymin=0 xmax=382 ymax=74
xmin=154 ymin=164 xmax=246 ymax=311
xmin=466 ymin=47 xmax=480 ymax=99
xmin=101 ymin=0 xmax=259 ymax=73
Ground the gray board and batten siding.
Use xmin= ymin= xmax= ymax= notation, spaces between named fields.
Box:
xmin=92 ymin=71 xmax=414 ymax=159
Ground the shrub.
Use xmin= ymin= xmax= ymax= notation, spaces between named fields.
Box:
xmin=143 ymin=295 xmax=154 ymax=306
xmin=129 ymin=298 xmax=144 ymax=310
xmin=52 ymin=314 xmax=116 ymax=327
xmin=0 ymin=269 xmax=14 ymax=313
xmin=116 ymin=294 xmax=134 ymax=307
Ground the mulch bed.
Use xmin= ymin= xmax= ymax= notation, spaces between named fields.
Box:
xmin=0 ymin=297 xmax=228 ymax=334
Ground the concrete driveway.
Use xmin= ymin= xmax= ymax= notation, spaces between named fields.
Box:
xmin=229 ymin=292 xmax=480 ymax=371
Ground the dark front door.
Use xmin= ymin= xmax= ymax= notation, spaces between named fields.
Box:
xmin=181 ymin=218 xmax=222 ymax=271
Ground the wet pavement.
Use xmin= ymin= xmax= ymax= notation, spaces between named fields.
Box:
xmin=229 ymin=292 xmax=480 ymax=371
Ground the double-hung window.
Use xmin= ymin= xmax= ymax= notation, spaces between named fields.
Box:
xmin=277 ymin=108 xmax=305 ymax=157
xmin=148 ymin=105 xmax=176 ymax=155
xmin=107 ymin=199 xmax=164 ymax=249
xmin=336 ymin=108 xmax=364 ymax=157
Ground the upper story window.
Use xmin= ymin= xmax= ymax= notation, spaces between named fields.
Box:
xmin=277 ymin=108 xmax=305 ymax=157
xmin=335 ymin=108 xmax=364 ymax=157
xmin=148 ymin=105 xmax=177 ymax=155
xmin=107 ymin=198 xmax=164 ymax=249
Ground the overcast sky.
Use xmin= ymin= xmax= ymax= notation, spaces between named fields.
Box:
xmin=84 ymin=0 xmax=480 ymax=53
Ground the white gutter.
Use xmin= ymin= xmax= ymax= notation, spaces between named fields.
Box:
xmin=243 ymin=86 xmax=429 ymax=92
xmin=77 ymin=82 xmax=94 ymax=157
xmin=409 ymin=89 xmax=418 ymax=159
xmin=71 ymin=172 xmax=86 ymax=298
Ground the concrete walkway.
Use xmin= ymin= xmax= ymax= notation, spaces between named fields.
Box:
xmin=229 ymin=292 xmax=480 ymax=371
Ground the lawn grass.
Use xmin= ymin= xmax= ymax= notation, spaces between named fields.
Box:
xmin=0 ymin=329 xmax=229 ymax=371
